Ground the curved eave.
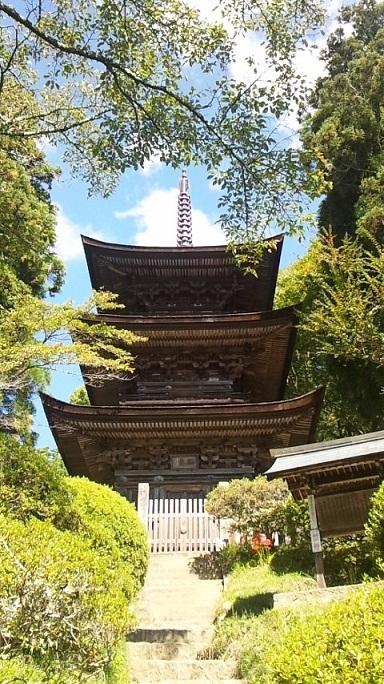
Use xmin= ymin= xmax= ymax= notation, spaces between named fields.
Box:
xmin=41 ymin=388 xmax=323 ymax=425
xmin=81 ymin=234 xmax=284 ymax=309
xmin=81 ymin=233 xmax=283 ymax=256
xmin=87 ymin=305 xmax=298 ymax=330
xmin=41 ymin=388 xmax=324 ymax=484
xmin=82 ymin=305 xmax=299 ymax=405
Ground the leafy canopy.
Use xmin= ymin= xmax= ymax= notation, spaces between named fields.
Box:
xmin=0 ymin=291 xmax=142 ymax=427
xmin=302 ymin=0 xmax=384 ymax=241
xmin=276 ymin=232 xmax=384 ymax=439
xmin=0 ymin=82 xmax=64 ymax=306
xmin=0 ymin=0 xmax=326 ymax=250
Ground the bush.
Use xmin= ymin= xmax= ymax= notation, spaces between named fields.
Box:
xmin=0 ymin=433 xmax=70 ymax=523
xmin=245 ymin=584 xmax=384 ymax=683
xmin=205 ymin=477 xmax=290 ymax=539
xmin=64 ymin=477 xmax=149 ymax=597
xmin=0 ymin=514 xmax=132 ymax=678
xmin=365 ymin=482 xmax=384 ymax=572
xmin=0 ymin=657 xmax=45 ymax=683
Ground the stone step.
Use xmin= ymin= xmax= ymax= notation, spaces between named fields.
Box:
xmin=130 ymin=658 xmax=237 ymax=682
xmin=128 ymin=627 xmax=212 ymax=644
xmin=129 ymin=641 xmax=200 ymax=660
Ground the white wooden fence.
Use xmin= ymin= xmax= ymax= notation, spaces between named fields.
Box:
xmin=138 ymin=485 xmax=220 ymax=553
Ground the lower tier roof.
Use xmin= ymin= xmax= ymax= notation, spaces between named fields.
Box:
xmin=41 ymin=389 xmax=324 ymax=487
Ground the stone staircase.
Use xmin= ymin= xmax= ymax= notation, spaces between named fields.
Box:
xmin=128 ymin=553 xmax=242 ymax=683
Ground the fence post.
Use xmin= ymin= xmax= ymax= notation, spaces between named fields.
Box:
xmin=137 ymin=482 xmax=149 ymax=529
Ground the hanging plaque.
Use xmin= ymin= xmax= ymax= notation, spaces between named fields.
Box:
xmin=171 ymin=455 xmax=198 ymax=470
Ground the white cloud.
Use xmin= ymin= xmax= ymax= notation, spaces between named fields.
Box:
xmin=115 ymin=187 xmax=225 ymax=246
xmin=187 ymin=0 xmax=223 ymax=25
xmin=230 ymin=1 xmax=347 ymax=88
xmin=139 ymin=153 xmax=163 ymax=177
xmin=54 ymin=204 xmax=106 ymax=262
xmin=228 ymin=0 xmax=350 ymax=138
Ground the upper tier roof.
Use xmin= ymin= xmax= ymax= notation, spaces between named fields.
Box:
xmin=82 ymin=235 xmax=283 ymax=314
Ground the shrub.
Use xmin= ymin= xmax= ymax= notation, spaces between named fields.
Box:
xmin=365 ymin=481 xmax=384 ymax=572
xmin=205 ymin=477 xmax=290 ymax=539
xmin=0 ymin=433 xmax=70 ymax=523
xmin=245 ymin=584 xmax=384 ymax=683
xmin=0 ymin=514 xmax=132 ymax=678
xmin=64 ymin=477 xmax=149 ymax=597
xmin=0 ymin=657 xmax=45 ymax=683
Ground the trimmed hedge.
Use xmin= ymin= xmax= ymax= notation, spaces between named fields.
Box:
xmin=65 ymin=477 xmax=149 ymax=596
xmin=0 ymin=433 xmax=70 ymax=523
xmin=0 ymin=514 xmax=133 ymax=677
xmin=0 ymin=435 xmax=149 ymax=680
xmin=0 ymin=657 xmax=45 ymax=683
xmin=243 ymin=584 xmax=384 ymax=683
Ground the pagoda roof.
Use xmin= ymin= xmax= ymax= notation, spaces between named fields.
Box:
xmin=81 ymin=234 xmax=283 ymax=313
xmin=84 ymin=306 xmax=298 ymax=405
xmin=41 ymin=388 xmax=324 ymax=486
xmin=266 ymin=431 xmax=384 ymax=535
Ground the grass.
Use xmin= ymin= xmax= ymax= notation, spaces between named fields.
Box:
xmin=211 ymin=560 xmax=316 ymax=674
xmin=211 ymin=559 xmax=384 ymax=683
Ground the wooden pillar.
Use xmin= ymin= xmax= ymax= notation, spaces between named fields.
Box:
xmin=307 ymin=494 xmax=326 ymax=589
xmin=137 ymin=482 xmax=150 ymax=530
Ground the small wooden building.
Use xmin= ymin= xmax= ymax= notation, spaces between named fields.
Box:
xmin=266 ymin=431 xmax=384 ymax=536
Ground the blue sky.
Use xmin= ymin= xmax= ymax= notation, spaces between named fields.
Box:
xmin=35 ymin=0 xmax=351 ymax=448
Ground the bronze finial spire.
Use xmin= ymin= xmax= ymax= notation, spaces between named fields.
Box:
xmin=177 ymin=169 xmax=192 ymax=246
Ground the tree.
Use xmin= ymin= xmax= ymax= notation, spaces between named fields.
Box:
xmin=0 ymin=83 xmax=64 ymax=307
xmin=276 ymin=232 xmax=384 ymax=439
xmin=69 ymin=386 xmax=90 ymax=406
xmin=302 ymin=0 xmax=384 ymax=242
xmin=205 ymin=477 xmax=290 ymax=539
xmin=0 ymin=0 xmax=326 ymax=253
xmin=0 ymin=291 xmax=141 ymax=429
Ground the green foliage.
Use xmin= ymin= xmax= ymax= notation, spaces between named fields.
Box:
xmin=302 ymin=0 xmax=384 ymax=242
xmin=0 ymin=434 xmax=146 ymax=680
xmin=218 ymin=543 xmax=256 ymax=574
xmin=69 ymin=385 xmax=90 ymax=405
xmin=213 ymin=559 xmax=384 ymax=684
xmin=245 ymin=585 xmax=384 ymax=683
xmin=0 ymin=290 xmax=141 ymax=428
xmin=205 ymin=477 xmax=290 ymax=538
xmin=212 ymin=563 xmax=315 ymax=660
xmin=0 ymin=647 xmax=129 ymax=684
xmin=0 ymin=82 xmax=64 ymax=305
xmin=0 ymin=515 xmax=133 ymax=679
xmin=65 ymin=477 xmax=149 ymax=598
xmin=365 ymin=481 xmax=384 ymax=573
xmin=0 ymin=433 xmax=71 ymax=523
xmin=0 ymin=657 xmax=46 ymax=682
xmin=276 ymin=233 xmax=384 ymax=439
xmin=272 ymin=534 xmax=374 ymax=587
xmin=0 ymin=0 xmax=326 ymax=244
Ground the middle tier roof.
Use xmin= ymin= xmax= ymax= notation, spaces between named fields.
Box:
xmin=83 ymin=306 xmax=298 ymax=405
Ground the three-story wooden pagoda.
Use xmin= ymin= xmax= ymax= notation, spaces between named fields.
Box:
xmin=42 ymin=172 xmax=323 ymax=502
